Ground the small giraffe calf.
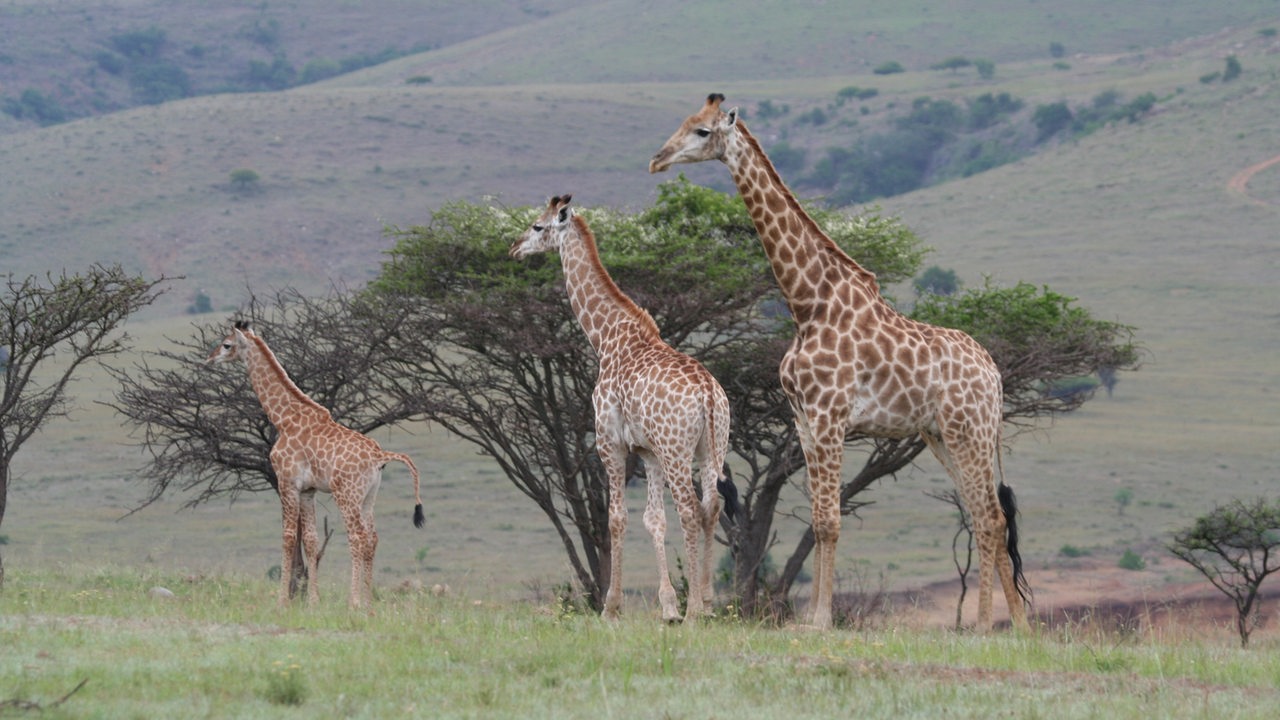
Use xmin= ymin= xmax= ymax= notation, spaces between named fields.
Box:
xmin=207 ymin=321 xmax=425 ymax=609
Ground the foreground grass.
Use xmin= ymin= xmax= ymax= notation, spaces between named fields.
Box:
xmin=2 ymin=566 xmax=1278 ymax=719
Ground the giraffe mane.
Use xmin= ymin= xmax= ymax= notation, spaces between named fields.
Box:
xmin=243 ymin=332 xmax=330 ymax=415
xmin=571 ymin=214 xmax=663 ymax=341
xmin=733 ymin=117 xmax=882 ymax=294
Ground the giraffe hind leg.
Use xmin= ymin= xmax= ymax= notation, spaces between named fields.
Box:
xmin=923 ymin=429 xmax=1008 ymax=632
xmin=641 ymin=454 xmax=682 ymax=622
xmin=696 ymin=453 xmax=724 ymax=615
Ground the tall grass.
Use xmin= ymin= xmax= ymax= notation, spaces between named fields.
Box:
xmin=2 ymin=565 xmax=1277 ymax=718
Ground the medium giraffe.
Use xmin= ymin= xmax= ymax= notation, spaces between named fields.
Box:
xmin=650 ymin=94 xmax=1030 ymax=631
xmin=207 ymin=321 xmax=425 ymax=609
xmin=510 ymin=195 xmax=730 ymax=622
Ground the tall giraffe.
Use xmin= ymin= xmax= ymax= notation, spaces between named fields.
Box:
xmin=650 ymin=94 xmax=1030 ymax=631
xmin=510 ymin=195 xmax=731 ymax=622
xmin=207 ymin=321 xmax=425 ymax=609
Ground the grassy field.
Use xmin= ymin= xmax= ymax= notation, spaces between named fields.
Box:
xmin=2 ymin=565 xmax=1278 ymax=719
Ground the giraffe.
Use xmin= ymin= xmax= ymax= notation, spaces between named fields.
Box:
xmin=650 ymin=94 xmax=1030 ymax=631
xmin=207 ymin=321 xmax=425 ymax=609
xmin=510 ymin=195 xmax=731 ymax=622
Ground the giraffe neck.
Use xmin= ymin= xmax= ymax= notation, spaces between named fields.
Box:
xmin=724 ymin=120 xmax=883 ymax=323
xmin=240 ymin=334 xmax=328 ymax=428
xmin=558 ymin=214 xmax=662 ymax=359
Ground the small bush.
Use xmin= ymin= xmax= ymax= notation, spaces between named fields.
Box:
xmin=930 ymin=56 xmax=971 ymax=73
xmin=1118 ymin=550 xmax=1146 ymax=571
xmin=405 ymin=75 xmax=433 ymax=85
xmin=1059 ymin=544 xmax=1089 ymax=558
xmin=110 ymin=26 xmax=166 ymax=59
xmin=796 ymin=107 xmax=828 ymax=126
xmin=94 ymin=50 xmax=126 ymax=75
xmin=873 ymin=61 xmax=904 ymax=75
xmin=1223 ymin=55 xmax=1242 ymax=82
xmin=756 ymin=99 xmax=789 ymax=120
xmin=230 ymin=168 xmax=261 ymax=193
xmin=767 ymin=141 xmax=807 ymax=175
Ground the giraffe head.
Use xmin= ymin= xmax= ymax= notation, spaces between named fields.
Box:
xmin=648 ymin=93 xmax=739 ymax=173
xmin=510 ymin=194 xmax=574 ymax=259
xmin=206 ymin=320 xmax=254 ymax=365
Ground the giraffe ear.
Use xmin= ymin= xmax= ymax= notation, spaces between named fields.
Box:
xmin=725 ymin=106 xmax=740 ymax=127
xmin=556 ymin=204 xmax=572 ymax=224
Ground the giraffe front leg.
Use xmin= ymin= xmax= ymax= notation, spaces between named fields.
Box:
xmin=277 ymin=482 xmax=302 ymax=608
xmin=599 ymin=442 xmax=629 ymax=621
xmin=803 ymin=433 xmax=844 ymax=631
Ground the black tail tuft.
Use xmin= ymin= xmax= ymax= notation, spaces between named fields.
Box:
xmin=998 ymin=482 xmax=1032 ymax=605
xmin=413 ymin=503 xmax=425 ymax=529
xmin=717 ymin=467 xmax=741 ymax=522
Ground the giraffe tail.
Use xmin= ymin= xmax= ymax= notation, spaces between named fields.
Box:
xmin=386 ymin=451 xmax=425 ymax=529
xmin=994 ymin=424 xmax=1031 ymax=608
xmin=997 ymin=482 xmax=1031 ymax=606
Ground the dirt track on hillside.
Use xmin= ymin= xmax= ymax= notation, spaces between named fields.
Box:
xmin=1227 ymin=153 xmax=1280 ymax=206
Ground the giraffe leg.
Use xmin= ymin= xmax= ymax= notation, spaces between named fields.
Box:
xmin=277 ymin=482 xmax=301 ymax=608
xmin=598 ymin=440 xmax=629 ymax=621
xmin=697 ymin=460 xmax=723 ymax=615
xmin=800 ymin=424 xmax=844 ymax=630
xmin=359 ymin=473 xmax=381 ymax=610
xmin=924 ymin=426 xmax=1021 ymax=632
xmin=640 ymin=454 xmax=682 ymax=622
xmin=995 ymin=482 xmax=1031 ymax=632
xmin=339 ymin=495 xmax=369 ymax=610
xmin=299 ymin=490 xmax=321 ymax=606
xmin=663 ymin=457 xmax=704 ymax=622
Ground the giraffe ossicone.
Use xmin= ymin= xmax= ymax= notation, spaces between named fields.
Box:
xmin=207 ymin=321 xmax=425 ymax=610
xmin=511 ymin=195 xmax=732 ymax=623
xmin=650 ymin=94 xmax=1031 ymax=632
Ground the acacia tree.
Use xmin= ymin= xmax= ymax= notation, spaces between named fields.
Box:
xmin=107 ymin=287 xmax=425 ymax=595
xmin=366 ymin=180 xmax=1139 ymax=618
xmin=0 ymin=264 xmax=166 ymax=587
xmin=1169 ymin=497 xmax=1280 ymax=647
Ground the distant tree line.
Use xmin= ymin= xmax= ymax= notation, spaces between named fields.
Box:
xmin=1 ymin=23 xmax=430 ymax=125
xmin=753 ymin=83 xmax=1162 ymax=207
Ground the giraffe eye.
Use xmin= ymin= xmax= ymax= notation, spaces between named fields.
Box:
xmin=223 ymin=342 xmax=232 ymax=350
xmin=532 ymin=224 xmax=544 ymax=232
xmin=695 ymin=128 xmax=711 ymax=138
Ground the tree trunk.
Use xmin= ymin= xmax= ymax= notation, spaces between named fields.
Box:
xmin=0 ymin=459 xmax=8 ymax=589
